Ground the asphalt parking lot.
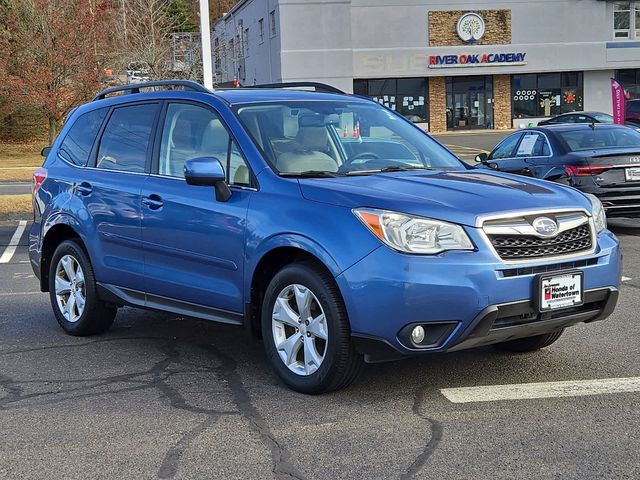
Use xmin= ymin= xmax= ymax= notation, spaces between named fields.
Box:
xmin=432 ymin=130 xmax=511 ymax=163
xmin=1 ymin=216 xmax=639 ymax=479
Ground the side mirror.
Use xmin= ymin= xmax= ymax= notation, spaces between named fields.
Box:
xmin=41 ymin=146 xmax=52 ymax=157
xmin=474 ymin=152 xmax=488 ymax=163
xmin=184 ymin=156 xmax=232 ymax=202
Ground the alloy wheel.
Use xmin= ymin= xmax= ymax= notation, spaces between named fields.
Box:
xmin=271 ymin=284 xmax=328 ymax=376
xmin=54 ymin=254 xmax=86 ymax=323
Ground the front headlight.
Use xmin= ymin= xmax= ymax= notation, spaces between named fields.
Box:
xmin=585 ymin=193 xmax=606 ymax=234
xmin=353 ymin=208 xmax=474 ymax=254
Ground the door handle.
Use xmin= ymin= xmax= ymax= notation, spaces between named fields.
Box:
xmin=76 ymin=182 xmax=92 ymax=196
xmin=142 ymin=194 xmax=164 ymax=210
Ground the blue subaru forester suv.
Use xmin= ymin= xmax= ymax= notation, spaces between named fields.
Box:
xmin=30 ymin=80 xmax=621 ymax=393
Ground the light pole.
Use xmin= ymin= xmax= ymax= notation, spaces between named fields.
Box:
xmin=199 ymin=0 xmax=213 ymax=90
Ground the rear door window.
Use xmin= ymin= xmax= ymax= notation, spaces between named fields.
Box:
xmin=96 ymin=103 xmax=159 ymax=173
xmin=515 ymin=133 xmax=551 ymax=157
xmin=557 ymin=115 xmax=576 ymax=123
xmin=58 ymin=108 xmax=108 ymax=166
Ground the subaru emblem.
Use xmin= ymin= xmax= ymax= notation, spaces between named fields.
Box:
xmin=532 ymin=217 xmax=558 ymax=237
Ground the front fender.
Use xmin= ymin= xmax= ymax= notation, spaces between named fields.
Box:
xmin=244 ymin=233 xmax=344 ymax=300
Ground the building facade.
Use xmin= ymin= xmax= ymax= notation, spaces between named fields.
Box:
xmin=213 ymin=0 xmax=640 ymax=132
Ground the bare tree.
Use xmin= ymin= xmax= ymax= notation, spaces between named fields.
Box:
xmin=111 ymin=0 xmax=201 ymax=81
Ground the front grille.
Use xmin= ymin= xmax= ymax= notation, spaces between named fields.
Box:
xmin=485 ymin=221 xmax=593 ymax=261
xmin=482 ymin=212 xmax=594 ymax=261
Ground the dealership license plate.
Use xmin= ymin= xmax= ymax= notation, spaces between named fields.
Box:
xmin=625 ymin=167 xmax=640 ymax=182
xmin=537 ymin=272 xmax=583 ymax=311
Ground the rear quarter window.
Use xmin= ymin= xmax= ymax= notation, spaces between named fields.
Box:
xmin=58 ymin=108 xmax=108 ymax=166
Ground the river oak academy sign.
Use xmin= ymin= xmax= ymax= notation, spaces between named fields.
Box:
xmin=428 ymin=52 xmax=527 ymax=69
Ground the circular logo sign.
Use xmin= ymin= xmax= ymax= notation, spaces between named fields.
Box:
xmin=532 ymin=217 xmax=559 ymax=237
xmin=456 ymin=12 xmax=486 ymax=43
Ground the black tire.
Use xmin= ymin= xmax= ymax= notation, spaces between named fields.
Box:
xmin=261 ymin=262 xmax=364 ymax=394
xmin=48 ymin=240 xmax=117 ymax=336
xmin=494 ymin=329 xmax=564 ymax=353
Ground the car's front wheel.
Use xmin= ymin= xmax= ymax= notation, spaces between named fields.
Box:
xmin=49 ymin=240 xmax=117 ymax=336
xmin=494 ymin=330 xmax=564 ymax=353
xmin=261 ymin=262 xmax=363 ymax=394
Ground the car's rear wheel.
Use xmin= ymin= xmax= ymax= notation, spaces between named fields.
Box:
xmin=49 ymin=240 xmax=117 ymax=336
xmin=494 ymin=329 xmax=564 ymax=353
xmin=261 ymin=262 xmax=363 ymax=394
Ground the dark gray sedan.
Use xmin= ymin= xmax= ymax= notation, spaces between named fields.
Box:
xmin=476 ymin=124 xmax=640 ymax=224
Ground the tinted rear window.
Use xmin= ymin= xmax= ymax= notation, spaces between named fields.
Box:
xmin=58 ymin=108 xmax=108 ymax=166
xmin=558 ymin=128 xmax=640 ymax=151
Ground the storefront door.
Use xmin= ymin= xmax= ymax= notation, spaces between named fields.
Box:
xmin=446 ymin=76 xmax=494 ymax=130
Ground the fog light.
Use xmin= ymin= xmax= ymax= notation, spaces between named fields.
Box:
xmin=411 ymin=325 xmax=425 ymax=345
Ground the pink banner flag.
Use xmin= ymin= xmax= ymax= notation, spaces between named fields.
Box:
xmin=611 ymin=78 xmax=626 ymax=125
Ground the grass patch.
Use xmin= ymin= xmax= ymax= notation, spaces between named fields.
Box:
xmin=0 ymin=142 xmax=43 ymax=182
xmin=0 ymin=194 xmax=32 ymax=220
xmin=0 ymin=167 xmax=36 ymax=182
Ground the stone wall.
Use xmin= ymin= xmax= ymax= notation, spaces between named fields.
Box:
xmin=428 ymin=77 xmax=447 ymax=133
xmin=428 ymin=10 xmax=511 ymax=47
xmin=493 ymin=74 xmax=512 ymax=130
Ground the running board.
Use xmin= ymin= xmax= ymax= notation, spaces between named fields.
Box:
xmin=97 ymin=283 xmax=243 ymax=326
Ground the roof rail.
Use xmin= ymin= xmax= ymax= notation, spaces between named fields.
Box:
xmin=250 ymin=82 xmax=345 ymax=94
xmin=92 ymin=80 xmax=211 ymax=101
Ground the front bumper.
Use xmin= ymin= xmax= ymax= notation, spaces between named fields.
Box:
xmin=336 ymin=229 xmax=621 ymax=360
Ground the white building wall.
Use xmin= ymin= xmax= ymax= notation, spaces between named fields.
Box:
xmin=212 ymin=0 xmax=282 ymax=85
xmin=278 ymin=0 xmax=354 ymax=93
xmin=584 ymin=70 xmax=616 ymax=114
xmin=214 ymin=1 xmax=640 ymax=87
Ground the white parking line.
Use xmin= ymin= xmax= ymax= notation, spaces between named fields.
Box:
xmin=0 ymin=221 xmax=27 ymax=264
xmin=441 ymin=377 xmax=640 ymax=403
xmin=622 ymin=276 xmax=632 ymax=282
xmin=0 ymin=291 xmax=42 ymax=296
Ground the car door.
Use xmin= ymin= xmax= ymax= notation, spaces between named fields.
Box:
xmin=141 ymin=101 xmax=254 ymax=317
xmin=81 ymin=102 xmax=160 ymax=290
xmin=487 ymin=132 xmax=526 ymax=174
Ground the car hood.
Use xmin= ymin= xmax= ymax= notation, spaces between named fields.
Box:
xmin=299 ymin=169 xmax=591 ymax=227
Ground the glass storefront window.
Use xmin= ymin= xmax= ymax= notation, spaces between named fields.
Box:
xmin=512 ymin=72 xmax=583 ymax=118
xmin=615 ymin=69 xmax=640 ymax=99
xmin=353 ymin=78 xmax=428 ymax=123
xmin=445 ymin=76 xmax=494 ymax=130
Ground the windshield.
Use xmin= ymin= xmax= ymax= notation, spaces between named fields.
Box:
xmin=234 ymin=100 xmax=463 ymax=176
xmin=558 ymin=127 xmax=640 ymax=151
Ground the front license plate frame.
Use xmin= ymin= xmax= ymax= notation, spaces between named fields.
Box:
xmin=535 ymin=271 xmax=584 ymax=312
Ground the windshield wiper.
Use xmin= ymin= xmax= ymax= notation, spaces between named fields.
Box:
xmin=280 ymin=170 xmax=339 ymax=178
xmin=346 ymin=166 xmax=436 ymax=175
